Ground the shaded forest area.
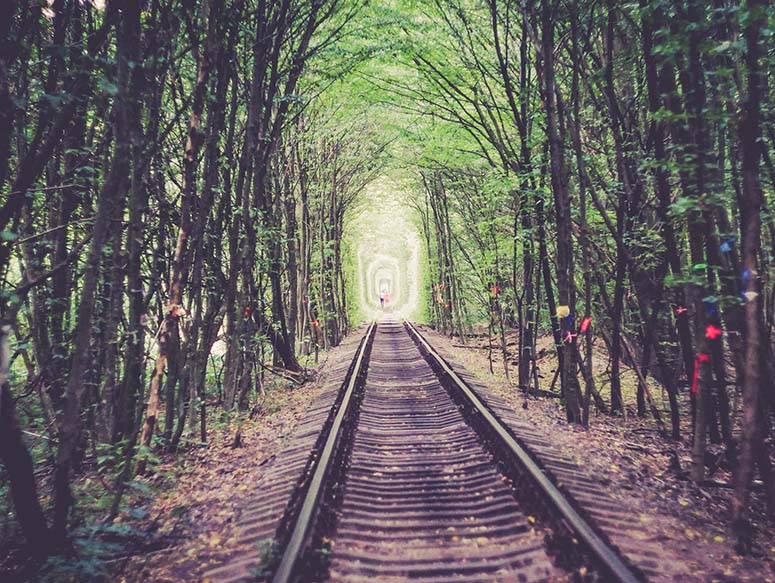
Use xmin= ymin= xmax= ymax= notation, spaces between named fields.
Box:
xmin=0 ymin=0 xmax=378 ymax=569
xmin=2 ymin=0 xmax=775 ymax=578
xmin=408 ymin=0 xmax=775 ymax=554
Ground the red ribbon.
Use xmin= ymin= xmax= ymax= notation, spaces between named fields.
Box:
xmin=705 ymin=324 xmax=722 ymax=340
xmin=580 ymin=316 xmax=592 ymax=334
xmin=691 ymin=353 xmax=710 ymax=395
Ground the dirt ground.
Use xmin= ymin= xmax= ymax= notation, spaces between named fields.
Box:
xmin=417 ymin=325 xmax=775 ymax=583
xmin=112 ymin=389 xmax=321 ymax=582
xmin=0 ymin=380 xmax=324 ymax=583
xmin=117 ymin=373 xmax=352 ymax=582
xmin=113 ymin=326 xmax=775 ymax=583
xmin=10 ymin=324 xmax=771 ymax=582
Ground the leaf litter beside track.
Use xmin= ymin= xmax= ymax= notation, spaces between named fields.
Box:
xmin=110 ymin=361 xmax=348 ymax=583
xmin=415 ymin=324 xmax=775 ymax=583
xmin=104 ymin=323 xmax=775 ymax=583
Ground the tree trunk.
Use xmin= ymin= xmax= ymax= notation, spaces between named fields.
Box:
xmin=51 ymin=0 xmax=139 ymax=539
xmin=139 ymin=0 xmax=220 ymax=463
xmin=733 ymin=0 xmax=773 ymax=543
xmin=570 ymin=0 xmax=596 ymax=425
xmin=540 ymin=1 xmax=580 ymax=422
xmin=641 ymin=0 xmax=685 ymax=439
xmin=682 ymin=0 xmax=714 ymax=484
xmin=0 ymin=324 xmax=53 ymax=554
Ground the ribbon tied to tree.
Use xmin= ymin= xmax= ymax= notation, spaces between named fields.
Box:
xmin=579 ymin=316 xmax=592 ymax=334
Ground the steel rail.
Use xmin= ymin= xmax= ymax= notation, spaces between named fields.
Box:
xmin=405 ymin=321 xmax=643 ymax=583
xmin=272 ymin=321 xmax=376 ymax=583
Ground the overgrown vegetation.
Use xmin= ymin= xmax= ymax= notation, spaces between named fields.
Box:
xmin=1 ymin=0 xmax=775 ymax=575
xmin=374 ymin=0 xmax=775 ymax=551
xmin=0 ymin=0 xmax=377 ymax=566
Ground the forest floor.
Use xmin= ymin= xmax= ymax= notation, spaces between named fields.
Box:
xmin=108 ymin=376 xmax=334 ymax=583
xmin=0 ymin=359 xmax=333 ymax=583
xmin=4 ymin=326 xmax=775 ymax=582
xmin=417 ymin=324 xmax=775 ymax=583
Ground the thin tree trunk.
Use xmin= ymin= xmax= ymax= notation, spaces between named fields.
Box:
xmin=51 ymin=0 xmax=138 ymax=539
xmin=604 ymin=1 xmax=626 ymax=416
xmin=641 ymin=0 xmax=684 ymax=439
xmin=570 ymin=0 xmax=595 ymax=426
xmin=540 ymin=2 xmax=580 ymax=422
xmin=733 ymin=0 xmax=774 ymax=544
xmin=0 ymin=324 xmax=53 ymax=553
xmin=139 ymin=0 xmax=220 ymax=466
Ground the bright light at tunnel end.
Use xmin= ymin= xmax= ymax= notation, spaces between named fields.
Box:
xmin=348 ymin=178 xmax=424 ymax=323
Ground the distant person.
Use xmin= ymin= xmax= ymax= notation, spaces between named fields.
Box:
xmin=385 ymin=292 xmax=390 ymax=305
xmin=379 ymin=292 xmax=385 ymax=308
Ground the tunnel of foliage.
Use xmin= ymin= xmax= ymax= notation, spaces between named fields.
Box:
xmin=1 ymin=0 xmax=775 ymax=565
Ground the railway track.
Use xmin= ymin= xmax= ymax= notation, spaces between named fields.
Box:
xmin=258 ymin=319 xmax=644 ymax=583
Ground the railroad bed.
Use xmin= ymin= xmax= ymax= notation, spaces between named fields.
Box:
xmin=205 ymin=319 xmax=659 ymax=583
xmin=326 ymin=322 xmax=559 ymax=582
